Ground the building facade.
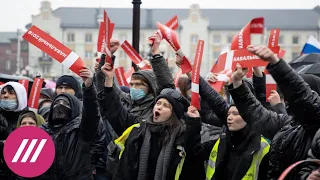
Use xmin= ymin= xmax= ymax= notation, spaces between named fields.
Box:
xmin=26 ymin=1 xmax=320 ymax=78
xmin=0 ymin=32 xmax=29 ymax=75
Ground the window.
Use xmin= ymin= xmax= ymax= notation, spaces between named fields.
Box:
xmin=67 ymin=33 xmax=75 ymax=42
xmin=227 ymin=35 xmax=233 ymax=44
xmin=85 ymin=51 xmax=93 ymax=59
xmin=292 ymin=36 xmax=299 ymax=44
xmin=85 ymin=33 xmax=92 ymax=43
xmin=5 ymin=60 xmax=10 ymax=70
xmin=5 ymin=49 xmax=11 ymax=55
xmin=119 ymin=34 xmax=127 ymax=42
xmin=213 ymin=51 xmax=220 ymax=59
xmin=191 ymin=35 xmax=198 ymax=44
xmin=292 ymin=52 xmax=300 ymax=58
xmin=279 ymin=35 xmax=284 ymax=44
xmin=213 ymin=35 xmax=221 ymax=44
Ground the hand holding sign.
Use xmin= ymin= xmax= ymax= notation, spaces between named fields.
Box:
xmin=232 ymin=63 xmax=248 ymax=88
xmin=186 ymin=106 xmax=200 ymax=118
xmin=101 ymin=63 xmax=114 ymax=87
xmin=79 ymin=67 xmax=93 ymax=88
xmin=149 ymin=32 xmax=162 ymax=55
xmin=110 ymin=38 xmax=120 ymax=55
xmin=247 ymin=45 xmax=279 ymax=65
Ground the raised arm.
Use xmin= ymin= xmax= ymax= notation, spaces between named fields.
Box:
xmin=98 ymin=62 xmax=139 ymax=135
xmin=149 ymin=33 xmax=175 ymax=95
xmin=248 ymin=45 xmax=320 ymax=132
xmin=79 ymin=67 xmax=100 ymax=141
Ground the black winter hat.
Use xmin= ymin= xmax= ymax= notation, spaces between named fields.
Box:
xmin=56 ymin=75 xmax=79 ymax=92
xmin=156 ymin=88 xmax=190 ymax=119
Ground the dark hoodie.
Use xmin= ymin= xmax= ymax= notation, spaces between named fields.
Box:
xmin=40 ymin=84 xmax=100 ymax=179
xmin=99 ymin=70 xmax=159 ymax=135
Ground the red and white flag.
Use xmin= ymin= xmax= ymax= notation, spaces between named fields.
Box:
xmin=157 ymin=22 xmax=192 ymax=74
xmin=191 ymin=40 xmax=204 ymax=110
xmin=18 ymin=79 xmax=29 ymax=95
xmin=149 ymin=15 xmax=178 ymax=45
xmin=28 ymin=78 xmax=44 ymax=112
xmin=231 ymin=17 xmax=264 ymax=50
xmin=124 ymin=67 xmax=135 ymax=84
xmin=115 ymin=67 xmax=129 ymax=87
xmin=23 ymin=26 xmax=85 ymax=76
xmin=121 ymin=40 xmax=152 ymax=70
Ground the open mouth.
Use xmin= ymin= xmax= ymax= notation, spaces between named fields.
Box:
xmin=154 ymin=111 xmax=160 ymax=119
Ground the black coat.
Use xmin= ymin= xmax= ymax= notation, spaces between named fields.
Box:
xmin=37 ymin=84 xmax=100 ymax=180
xmin=184 ymin=116 xmax=269 ymax=180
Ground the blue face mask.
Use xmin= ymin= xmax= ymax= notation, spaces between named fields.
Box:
xmin=0 ymin=99 xmax=18 ymax=111
xmin=130 ymin=88 xmax=146 ymax=101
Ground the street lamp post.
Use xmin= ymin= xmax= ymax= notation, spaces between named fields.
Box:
xmin=132 ymin=0 xmax=141 ymax=71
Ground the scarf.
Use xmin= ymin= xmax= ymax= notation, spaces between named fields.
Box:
xmin=137 ymin=117 xmax=182 ymax=180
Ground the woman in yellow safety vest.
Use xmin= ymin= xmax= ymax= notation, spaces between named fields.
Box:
xmin=184 ymin=64 xmax=270 ymax=180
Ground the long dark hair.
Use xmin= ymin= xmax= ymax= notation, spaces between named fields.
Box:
xmin=162 ymin=113 xmax=185 ymax=145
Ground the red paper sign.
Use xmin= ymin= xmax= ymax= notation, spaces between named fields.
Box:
xmin=104 ymin=10 xmax=113 ymax=64
xmin=28 ymin=78 xmax=44 ymax=112
xmin=210 ymin=69 xmax=232 ymax=92
xmin=97 ymin=21 xmax=106 ymax=53
xmin=23 ymin=26 xmax=85 ymax=76
xmin=231 ymin=17 xmax=264 ymax=50
xmin=149 ymin=15 xmax=179 ymax=45
xmin=278 ymin=50 xmax=286 ymax=59
xmin=191 ymin=40 xmax=204 ymax=110
xmin=18 ymin=79 xmax=29 ymax=94
xmin=121 ymin=40 xmax=151 ymax=70
xmin=115 ymin=67 xmax=129 ymax=87
xmin=124 ymin=67 xmax=135 ymax=84
xmin=157 ymin=22 xmax=192 ymax=74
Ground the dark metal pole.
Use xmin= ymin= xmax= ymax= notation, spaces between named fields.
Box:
xmin=132 ymin=0 xmax=141 ymax=71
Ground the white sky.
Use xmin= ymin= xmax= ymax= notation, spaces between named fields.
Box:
xmin=1 ymin=0 xmax=320 ymax=32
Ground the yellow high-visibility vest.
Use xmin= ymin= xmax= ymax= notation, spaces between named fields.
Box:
xmin=206 ymin=136 xmax=270 ymax=180
xmin=114 ymin=123 xmax=186 ymax=180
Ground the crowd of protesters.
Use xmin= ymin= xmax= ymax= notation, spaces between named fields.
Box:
xmin=1 ymin=30 xmax=320 ymax=180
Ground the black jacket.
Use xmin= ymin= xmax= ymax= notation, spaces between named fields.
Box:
xmin=112 ymin=122 xmax=188 ymax=180
xmin=38 ymin=84 xmax=100 ymax=180
xmin=185 ymin=116 xmax=269 ymax=180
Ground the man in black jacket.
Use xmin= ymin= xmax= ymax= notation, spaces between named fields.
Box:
xmin=39 ymin=67 xmax=100 ymax=179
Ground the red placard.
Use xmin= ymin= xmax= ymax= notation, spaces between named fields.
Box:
xmin=28 ymin=78 xmax=44 ymax=112
xmin=149 ymin=15 xmax=179 ymax=45
xmin=231 ymin=17 xmax=264 ymax=50
xmin=115 ymin=67 xmax=129 ymax=87
xmin=97 ymin=21 xmax=106 ymax=53
xmin=18 ymin=79 xmax=29 ymax=94
xmin=23 ymin=26 xmax=85 ymax=76
xmin=157 ymin=22 xmax=192 ymax=74
xmin=209 ymin=69 xmax=232 ymax=92
xmin=278 ymin=50 xmax=286 ymax=59
xmin=104 ymin=10 xmax=113 ymax=64
xmin=191 ymin=40 xmax=204 ymax=110
xmin=121 ymin=40 xmax=151 ymax=70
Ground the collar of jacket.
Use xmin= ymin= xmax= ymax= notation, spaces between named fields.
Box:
xmin=214 ymin=126 xmax=261 ymax=180
xmin=42 ymin=116 xmax=81 ymax=136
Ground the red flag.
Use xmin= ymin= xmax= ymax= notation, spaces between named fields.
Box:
xmin=115 ymin=67 xmax=129 ymax=87
xmin=28 ymin=78 xmax=44 ymax=112
xmin=191 ymin=40 xmax=204 ymax=110
xmin=149 ymin=15 xmax=179 ymax=45
xmin=157 ymin=22 xmax=192 ymax=74
xmin=23 ymin=26 xmax=85 ymax=76
xmin=121 ymin=40 xmax=152 ymax=70
xmin=18 ymin=79 xmax=29 ymax=94
xmin=231 ymin=17 xmax=264 ymax=50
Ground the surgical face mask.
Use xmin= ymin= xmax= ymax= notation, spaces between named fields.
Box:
xmin=130 ymin=88 xmax=146 ymax=101
xmin=0 ymin=99 xmax=18 ymax=111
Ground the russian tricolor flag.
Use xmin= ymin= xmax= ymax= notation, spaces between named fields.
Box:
xmin=301 ymin=35 xmax=320 ymax=54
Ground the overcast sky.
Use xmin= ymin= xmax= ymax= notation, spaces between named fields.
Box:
xmin=1 ymin=0 xmax=320 ymax=32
